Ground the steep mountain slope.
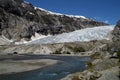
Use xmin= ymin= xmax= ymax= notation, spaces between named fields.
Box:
xmin=0 ymin=0 xmax=108 ymax=42
xmin=27 ymin=25 xmax=114 ymax=45
xmin=111 ymin=20 xmax=120 ymax=51
xmin=112 ymin=20 xmax=120 ymax=41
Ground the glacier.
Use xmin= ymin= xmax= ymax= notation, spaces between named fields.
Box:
xmin=28 ymin=25 xmax=114 ymax=45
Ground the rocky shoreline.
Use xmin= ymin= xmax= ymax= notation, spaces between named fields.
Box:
xmin=61 ymin=58 xmax=119 ymax=80
xmin=61 ymin=20 xmax=120 ymax=80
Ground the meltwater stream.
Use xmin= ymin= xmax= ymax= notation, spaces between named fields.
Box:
xmin=0 ymin=55 xmax=90 ymax=80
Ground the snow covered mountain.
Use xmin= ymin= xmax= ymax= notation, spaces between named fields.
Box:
xmin=34 ymin=7 xmax=88 ymax=19
xmin=26 ymin=25 xmax=114 ymax=45
xmin=0 ymin=0 xmax=108 ymax=42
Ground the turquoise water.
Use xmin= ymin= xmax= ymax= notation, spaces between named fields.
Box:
xmin=0 ymin=55 xmax=90 ymax=80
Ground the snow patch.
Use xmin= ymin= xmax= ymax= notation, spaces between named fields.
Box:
xmin=15 ymin=39 xmax=29 ymax=45
xmin=31 ymin=33 xmax=51 ymax=41
xmin=0 ymin=35 xmax=13 ymax=43
xmin=34 ymin=7 xmax=88 ymax=19
xmin=24 ymin=1 xmax=30 ymax=4
xmin=15 ymin=33 xmax=51 ymax=45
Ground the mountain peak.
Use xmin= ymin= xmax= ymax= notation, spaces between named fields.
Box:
xmin=0 ymin=0 xmax=108 ymax=42
xmin=34 ymin=7 xmax=88 ymax=20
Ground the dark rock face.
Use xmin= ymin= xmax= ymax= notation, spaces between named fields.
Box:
xmin=112 ymin=20 xmax=120 ymax=41
xmin=0 ymin=0 xmax=108 ymax=41
xmin=111 ymin=20 xmax=120 ymax=51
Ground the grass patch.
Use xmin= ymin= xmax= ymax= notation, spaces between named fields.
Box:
xmin=86 ymin=62 xmax=93 ymax=72
xmin=73 ymin=47 xmax=85 ymax=52
xmin=51 ymin=48 xmax=62 ymax=54
xmin=90 ymin=52 xmax=101 ymax=59
xmin=72 ymin=76 xmax=80 ymax=80
xmin=63 ymin=51 xmax=71 ymax=54
xmin=67 ymin=46 xmax=85 ymax=53
xmin=51 ymin=48 xmax=71 ymax=54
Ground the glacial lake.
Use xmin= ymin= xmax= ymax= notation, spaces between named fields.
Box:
xmin=0 ymin=55 xmax=90 ymax=80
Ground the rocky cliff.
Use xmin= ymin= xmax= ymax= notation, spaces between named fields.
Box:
xmin=112 ymin=20 xmax=120 ymax=41
xmin=111 ymin=20 xmax=120 ymax=51
xmin=0 ymin=0 xmax=108 ymax=41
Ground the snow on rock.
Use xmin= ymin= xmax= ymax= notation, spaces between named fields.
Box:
xmin=15 ymin=33 xmax=51 ymax=45
xmin=0 ymin=35 xmax=13 ymax=43
xmin=31 ymin=33 xmax=51 ymax=41
xmin=0 ymin=35 xmax=13 ymax=45
xmin=34 ymin=7 xmax=88 ymax=19
xmin=28 ymin=25 xmax=114 ymax=45
xmin=15 ymin=39 xmax=29 ymax=45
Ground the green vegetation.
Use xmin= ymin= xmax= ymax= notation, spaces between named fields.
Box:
xmin=63 ymin=51 xmax=71 ymax=54
xmin=86 ymin=62 xmax=93 ymax=72
xmin=90 ymin=52 xmax=101 ymax=59
xmin=68 ymin=46 xmax=85 ymax=53
xmin=52 ymin=48 xmax=62 ymax=54
xmin=73 ymin=47 xmax=85 ymax=52
xmin=72 ymin=76 xmax=80 ymax=80
xmin=89 ymin=77 xmax=96 ymax=80
xmin=116 ymin=49 xmax=120 ymax=62
xmin=51 ymin=46 xmax=85 ymax=54
xmin=51 ymin=48 xmax=71 ymax=54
